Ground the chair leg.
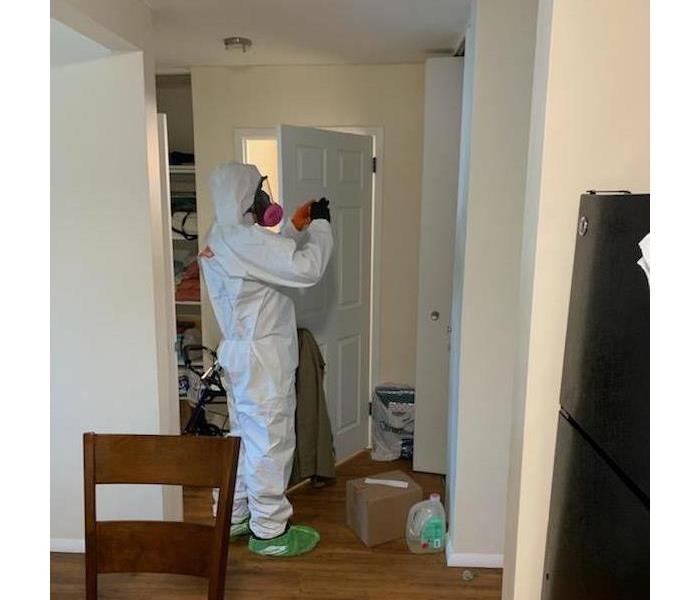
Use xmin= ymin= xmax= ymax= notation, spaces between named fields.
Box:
xmin=83 ymin=433 xmax=98 ymax=600
xmin=208 ymin=569 xmax=226 ymax=600
xmin=85 ymin=536 xmax=97 ymax=600
xmin=85 ymin=557 xmax=97 ymax=600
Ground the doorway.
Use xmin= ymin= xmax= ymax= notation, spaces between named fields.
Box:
xmin=234 ymin=126 xmax=383 ymax=453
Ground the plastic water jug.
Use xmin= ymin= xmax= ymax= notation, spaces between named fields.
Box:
xmin=405 ymin=493 xmax=446 ymax=553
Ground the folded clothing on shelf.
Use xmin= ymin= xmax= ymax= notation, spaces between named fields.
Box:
xmin=169 ymin=151 xmax=195 ymax=165
xmin=175 ymin=260 xmax=200 ymax=301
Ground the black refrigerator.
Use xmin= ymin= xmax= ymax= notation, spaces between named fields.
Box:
xmin=541 ymin=192 xmax=649 ymax=600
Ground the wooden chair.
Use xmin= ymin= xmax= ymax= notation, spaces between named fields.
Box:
xmin=83 ymin=432 xmax=240 ymax=600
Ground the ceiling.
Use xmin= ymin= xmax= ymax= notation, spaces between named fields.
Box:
xmin=51 ymin=18 xmax=111 ymax=68
xmin=146 ymin=0 xmax=468 ymax=73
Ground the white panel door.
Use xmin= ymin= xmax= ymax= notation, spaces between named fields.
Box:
xmin=413 ymin=58 xmax=464 ymax=474
xmin=278 ymin=125 xmax=372 ymax=461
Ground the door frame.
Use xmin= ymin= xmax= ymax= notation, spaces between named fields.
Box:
xmin=233 ymin=125 xmax=383 ymax=447
xmin=157 ymin=114 xmax=185 ymax=520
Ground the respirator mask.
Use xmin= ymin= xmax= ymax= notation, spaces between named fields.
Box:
xmin=246 ymin=176 xmax=283 ymax=227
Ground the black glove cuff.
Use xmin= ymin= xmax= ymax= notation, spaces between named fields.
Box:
xmin=310 ymin=198 xmax=331 ymax=223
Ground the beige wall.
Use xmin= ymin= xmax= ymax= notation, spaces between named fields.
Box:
xmin=503 ymin=0 xmax=650 ymax=597
xmin=446 ymin=0 xmax=539 ymax=566
xmin=156 ymin=74 xmax=195 ymax=154
xmin=191 ymin=64 xmax=425 ymax=385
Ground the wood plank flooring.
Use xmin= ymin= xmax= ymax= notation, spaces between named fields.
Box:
xmin=51 ymin=451 xmax=502 ymax=599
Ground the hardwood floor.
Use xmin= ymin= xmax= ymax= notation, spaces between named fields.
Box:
xmin=51 ymin=451 xmax=502 ymax=599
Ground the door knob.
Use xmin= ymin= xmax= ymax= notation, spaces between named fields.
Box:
xmin=430 ymin=311 xmax=440 ymax=321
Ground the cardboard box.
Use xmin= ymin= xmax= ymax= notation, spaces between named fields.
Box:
xmin=346 ymin=470 xmax=423 ymax=547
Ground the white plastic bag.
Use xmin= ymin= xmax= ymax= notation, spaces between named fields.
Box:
xmin=371 ymin=385 xmax=415 ymax=461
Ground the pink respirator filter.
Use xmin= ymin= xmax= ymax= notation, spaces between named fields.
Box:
xmin=261 ymin=203 xmax=284 ymax=227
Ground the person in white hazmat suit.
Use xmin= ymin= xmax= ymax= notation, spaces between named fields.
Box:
xmin=199 ymin=162 xmax=332 ymax=557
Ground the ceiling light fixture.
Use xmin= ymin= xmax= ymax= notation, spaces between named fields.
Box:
xmin=224 ymin=36 xmax=252 ymax=53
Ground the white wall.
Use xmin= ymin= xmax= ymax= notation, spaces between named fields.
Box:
xmin=51 ymin=0 xmax=152 ymax=53
xmin=51 ymin=0 xmax=181 ymax=551
xmin=190 ymin=64 xmax=425 ymax=386
xmin=446 ymin=0 xmax=538 ymax=567
xmin=50 ymin=6 xmax=179 ymax=456
xmin=502 ymin=1 xmax=650 ymax=598
xmin=51 ymin=51 xmax=165 ymax=551
xmin=51 ymin=18 xmax=111 ymax=67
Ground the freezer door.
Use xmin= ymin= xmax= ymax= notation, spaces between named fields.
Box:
xmin=560 ymin=193 xmax=649 ymax=497
xmin=542 ymin=414 xmax=649 ymax=600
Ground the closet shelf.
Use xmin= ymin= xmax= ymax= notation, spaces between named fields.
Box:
xmin=172 ymin=232 xmax=198 ymax=242
xmin=169 ymin=164 xmax=196 ymax=175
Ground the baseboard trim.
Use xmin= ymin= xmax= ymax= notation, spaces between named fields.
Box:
xmin=286 ymin=477 xmax=312 ymax=494
xmin=286 ymin=449 xmax=369 ymax=495
xmin=335 ymin=448 xmax=370 ymax=468
xmin=445 ymin=537 xmax=503 ymax=568
xmin=51 ymin=538 xmax=85 ymax=553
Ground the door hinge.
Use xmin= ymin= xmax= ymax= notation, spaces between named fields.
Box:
xmin=368 ymin=401 xmax=372 ymax=416
xmin=372 ymin=156 xmax=377 ymax=173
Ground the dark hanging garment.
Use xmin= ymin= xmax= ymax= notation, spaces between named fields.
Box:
xmin=289 ymin=328 xmax=336 ymax=487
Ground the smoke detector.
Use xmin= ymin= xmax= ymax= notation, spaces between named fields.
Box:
xmin=224 ymin=36 xmax=252 ymax=53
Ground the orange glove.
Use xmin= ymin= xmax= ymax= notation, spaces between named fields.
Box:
xmin=291 ymin=199 xmax=314 ymax=231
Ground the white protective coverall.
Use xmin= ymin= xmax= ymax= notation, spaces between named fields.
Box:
xmin=200 ymin=162 xmax=333 ymax=539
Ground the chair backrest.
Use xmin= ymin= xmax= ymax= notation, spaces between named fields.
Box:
xmin=83 ymin=432 xmax=239 ymax=600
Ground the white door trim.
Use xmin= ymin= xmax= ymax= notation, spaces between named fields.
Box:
xmin=233 ymin=125 xmax=383 ymax=449
xmin=157 ymin=114 xmax=184 ymax=521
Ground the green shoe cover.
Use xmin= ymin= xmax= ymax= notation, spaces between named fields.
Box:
xmin=248 ymin=524 xmax=320 ymax=557
xmin=229 ymin=516 xmax=251 ymax=539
